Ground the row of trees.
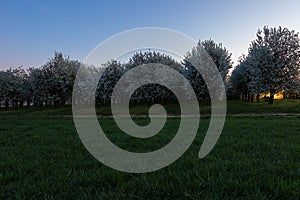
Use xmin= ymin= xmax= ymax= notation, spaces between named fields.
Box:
xmin=0 ymin=52 xmax=80 ymax=108
xmin=0 ymin=26 xmax=299 ymax=108
xmin=0 ymin=40 xmax=232 ymax=108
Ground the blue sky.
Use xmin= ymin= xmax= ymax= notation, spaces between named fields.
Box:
xmin=1 ymin=0 xmax=300 ymax=69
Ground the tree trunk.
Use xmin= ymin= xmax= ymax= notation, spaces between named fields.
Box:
xmin=61 ymin=99 xmax=66 ymax=107
xmin=269 ymin=89 xmax=276 ymax=104
xmin=27 ymin=99 xmax=31 ymax=108
xmin=54 ymin=99 xmax=59 ymax=107
xmin=5 ymin=100 xmax=9 ymax=110
xmin=33 ymin=99 xmax=38 ymax=107
xmin=38 ymin=100 xmax=43 ymax=107
xmin=269 ymin=94 xmax=274 ymax=104
xmin=19 ymin=100 xmax=24 ymax=108
xmin=256 ymin=94 xmax=260 ymax=102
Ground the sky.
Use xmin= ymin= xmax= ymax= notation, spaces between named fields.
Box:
xmin=1 ymin=0 xmax=300 ymax=70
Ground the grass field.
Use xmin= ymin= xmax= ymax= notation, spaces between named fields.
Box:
xmin=0 ymin=99 xmax=299 ymax=117
xmin=1 ymin=100 xmax=300 ymax=199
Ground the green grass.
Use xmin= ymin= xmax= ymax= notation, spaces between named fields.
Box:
xmin=226 ymin=99 xmax=300 ymax=114
xmin=1 ymin=116 xmax=300 ymax=199
xmin=0 ymin=99 xmax=299 ymax=117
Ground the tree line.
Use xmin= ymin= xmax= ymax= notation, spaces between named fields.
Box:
xmin=0 ymin=26 xmax=299 ymax=109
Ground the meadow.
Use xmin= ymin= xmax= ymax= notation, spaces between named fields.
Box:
xmin=1 ymin=100 xmax=300 ymax=199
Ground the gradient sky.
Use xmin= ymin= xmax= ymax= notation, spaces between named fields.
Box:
xmin=1 ymin=0 xmax=300 ymax=70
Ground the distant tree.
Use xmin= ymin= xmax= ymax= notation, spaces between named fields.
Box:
xmin=230 ymin=55 xmax=256 ymax=102
xmin=96 ymin=60 xmax=125 ymax=104
xmin=73 ymin=64 xmax=102 ymax=105
xmin=183 ymin=39 xmax=233 ymax=102
xmin=28 ymin=67 xmax=49 ymax=107
xmin=124 ymin=51 xmax=183 ymax=104
xmin=0 ymin=70 xmax=14 ymax=109
xmin=0 ymin=68 xmax=29 ymax=108
xmin=41 ymin=52 xmax=80 ymax=106
xmin=126 ymin=51 xmax=184 ymax=72
xmin=11 ymin=67 xmax=31 ymax=107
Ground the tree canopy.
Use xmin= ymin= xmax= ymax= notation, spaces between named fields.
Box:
xmin=230 ymin=26 xmax=300 ymax=103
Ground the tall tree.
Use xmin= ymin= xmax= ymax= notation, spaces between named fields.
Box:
xmin=96 ymin=60 xmax=125 ymax=104
xmin=183 ymin=39 xmax=233 ymax=102
xmin=124 ymin=51 xmax=183 ymax=104
xmin=0 ymin=68 xmax=29 ymax=108
xmin=42 ymin=52 xmax=80 ymax=106
xmin=28 ymin=67 xmax=48 ymax=107
xmin=230 ymin=54 xmax=259 ymax=102
xmin=0 ymin=70 xmax=15 ymax=109
xmin=249 ymin=26 xmax=300 ymax=104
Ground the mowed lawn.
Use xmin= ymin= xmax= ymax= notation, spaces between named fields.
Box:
xmin=1 ymin=114 xmax=300 ymax=199
xmin=0 ymin=99 xmax=299 ymax=117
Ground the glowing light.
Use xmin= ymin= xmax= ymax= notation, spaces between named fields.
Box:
xmin=260 ymin=91 xmax=284 ymax=100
